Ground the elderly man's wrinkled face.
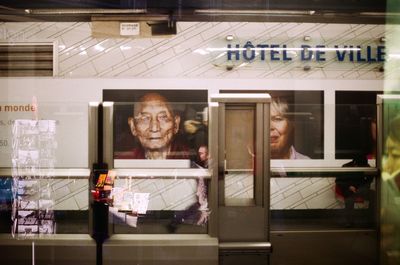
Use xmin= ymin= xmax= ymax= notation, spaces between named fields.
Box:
xmin=129 ymin=99 xmax=180 ymax=151
xmin=270 ymin=104 xmax=293 ymax=159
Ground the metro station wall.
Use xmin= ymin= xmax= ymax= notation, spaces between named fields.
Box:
xmin=0 ymin=22 xmax=385 ymax=211
xmin=0 ymin=22 xmax=386 ymax=79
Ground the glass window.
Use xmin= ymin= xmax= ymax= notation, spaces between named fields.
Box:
xmin=104 ymin=89 xmax=209 ymax=234
xmin=221 ymin=90 xmax=324 ymax=160
xmin=224 ymin=105 xmax=255 ymax=206
xmin=0 ymin=102 xmax=90 ymax=236
xmin=336 ymin=91 xmax=380 ymax=161
xmin=380 ymin=96 xmax=400 ymax=265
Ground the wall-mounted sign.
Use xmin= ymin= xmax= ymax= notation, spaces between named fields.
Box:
xmin=120 ymin=22 xmax=140 ymax=36
xmin=226 ymin=42 xmax=385 ymax=63
xmin=0 ymin=102 xmax=88 ymax=168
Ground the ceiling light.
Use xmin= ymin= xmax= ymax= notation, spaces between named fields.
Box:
xmin=307 ymin=47 xmax=361 ymax=51
xmin=195 ymin=9 xmax=315 ymax=16
xmin=226 ymin=35 xmax=234 ymax=41
xmin=25 ymin=9 xmax=147 ymax=15
xmin=359 ymin=12 xmax=392 ymax=16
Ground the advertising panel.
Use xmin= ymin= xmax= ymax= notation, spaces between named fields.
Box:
xmin=221 ymin=90 xmax=324 ymax=160
xmin=336 ymin=91 xmax=380 ymax=161
xmin=103 ymin=89 xmax=209 ymax=169
xmin=103 ymin=89 xmax=209 ymax=232
xmin=0 ymin=102 xmax=88 ymax=168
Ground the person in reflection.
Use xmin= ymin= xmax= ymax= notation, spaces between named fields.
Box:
xmin=195 ymin=145 xmax=209 ymax=168
xmin=335 ymin=154 xmax=374 ymax=227
xmin=270 ymin=98 xmax=310 ymax=159
xmin=367 ymin=117 xmax=377 ymax=159
xmin=381 ymin=115 xmax=400 ymax=262
xmin=168 ymin=145 xmax=210 ymax=233
xmin=335 ymin=114 xmax=378 ymax=227
xmin=116 ymin=92 xmax=189 ymax=159
xmin=384 ymin=115 xmax=400 ymax=178
xmin=183 ymin=106 xmax=208 ymax=160
xmin=194 ymin=145 xmax=209 ymax=225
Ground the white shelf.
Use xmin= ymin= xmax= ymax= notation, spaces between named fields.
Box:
xmin=0 ymin=168 xmax=91 ymax=178
xmin=113 ymin=168 xmax=211 ymax=179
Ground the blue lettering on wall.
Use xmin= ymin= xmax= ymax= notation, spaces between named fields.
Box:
xmin=282 ymin=44 xmax=292 ymax=61
xmin=301 ymin=45 xmax=312 ymax=61
xmin=377 ymin=46 xmax=385 ymax=62
xmin=226 ymin=42 xmax=385 ymax=63
xmin=366 ymin=46 xmax=376 ymax=62
xmin=335 ymin=45 xmax=347 ymax=61
xmin=316 ymin=45 xmax=326 ymax=61
xmin=270 ymin=44 xmax=280 ymax=61
xmin=227 ymin=44 xmax=240 ymax=61
xmin=257 ymin=44 xmax=269 ymax=60
xmin=349 ymin=45 xmax=354 ymax=62
xmin=356 ymin=45 xmax=366 ymax=62
xmin=243 ymin=41 xmax=255 ymax=61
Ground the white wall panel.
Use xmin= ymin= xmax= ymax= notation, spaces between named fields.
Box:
xmin=0 ymin=20 xmax=385 ymax=210
xmin=0 ymin=22 xmax=385 ymax=79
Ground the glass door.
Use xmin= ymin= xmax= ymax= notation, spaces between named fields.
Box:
xmin=210 ymin=93 xmax=271 ymax=264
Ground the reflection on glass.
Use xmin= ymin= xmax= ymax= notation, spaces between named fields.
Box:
xmin=111 ymin=177 xmax=208 ymax=234
xmin=220 ymin=90 xmax=324 ymax=160
xmin=336 ymin=91 xmax=379 ymax=160
xmin=383 ymin=114 xmax=400 ymax=175
xmin=224 ymin=107 xmax=255 ymax=205
xmin=271 ymin=174 xmax=376 ymax=230
xmin=106 ymin=90 xmax=209 ymax=234
xmin=11 ymin=120 xmax=57 ymax=237
xmin=381 ymin=102 xmax=400 ymax=265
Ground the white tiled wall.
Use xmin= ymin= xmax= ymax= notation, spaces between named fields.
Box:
xmin=0 ymin=21 xmax=384 ymax=210
xmin=114 ymin=178 xmax=197 ymax=211
xmin=225 ymin=173 xmax=254 ymax=200
xmin=0 ymin=22 xmax=386 ymax=79
xmin=271 ymin=177 xmax=341 ymax=209
xmin=41 ymin=179 xmax=88 ymax=210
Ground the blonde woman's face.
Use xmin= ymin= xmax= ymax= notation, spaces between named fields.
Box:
xmin=270 ymin=105 xmax=292 ymax=159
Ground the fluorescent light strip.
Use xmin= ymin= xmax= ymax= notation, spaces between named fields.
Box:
xmin=195 ymin=9 xmax=315 ymax=15
xmin=206 ymin=47 xmax=303 ymax=52
xmin=359 ymin=12 xmax=397 ymax=16
xmin=308 ymin=47 xmax=361 ymax=51
xmin=25 ymin=9 xmax=147 ymax=15
xmin=206 ymin=47 xmax=361 ymax=52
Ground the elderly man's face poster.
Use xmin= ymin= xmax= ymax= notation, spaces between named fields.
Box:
xmin=103 ymin=89 xmax=208 ymax=167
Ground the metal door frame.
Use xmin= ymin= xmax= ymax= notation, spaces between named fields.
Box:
xmin=209 ymin=93 xmax=271 ymax=256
